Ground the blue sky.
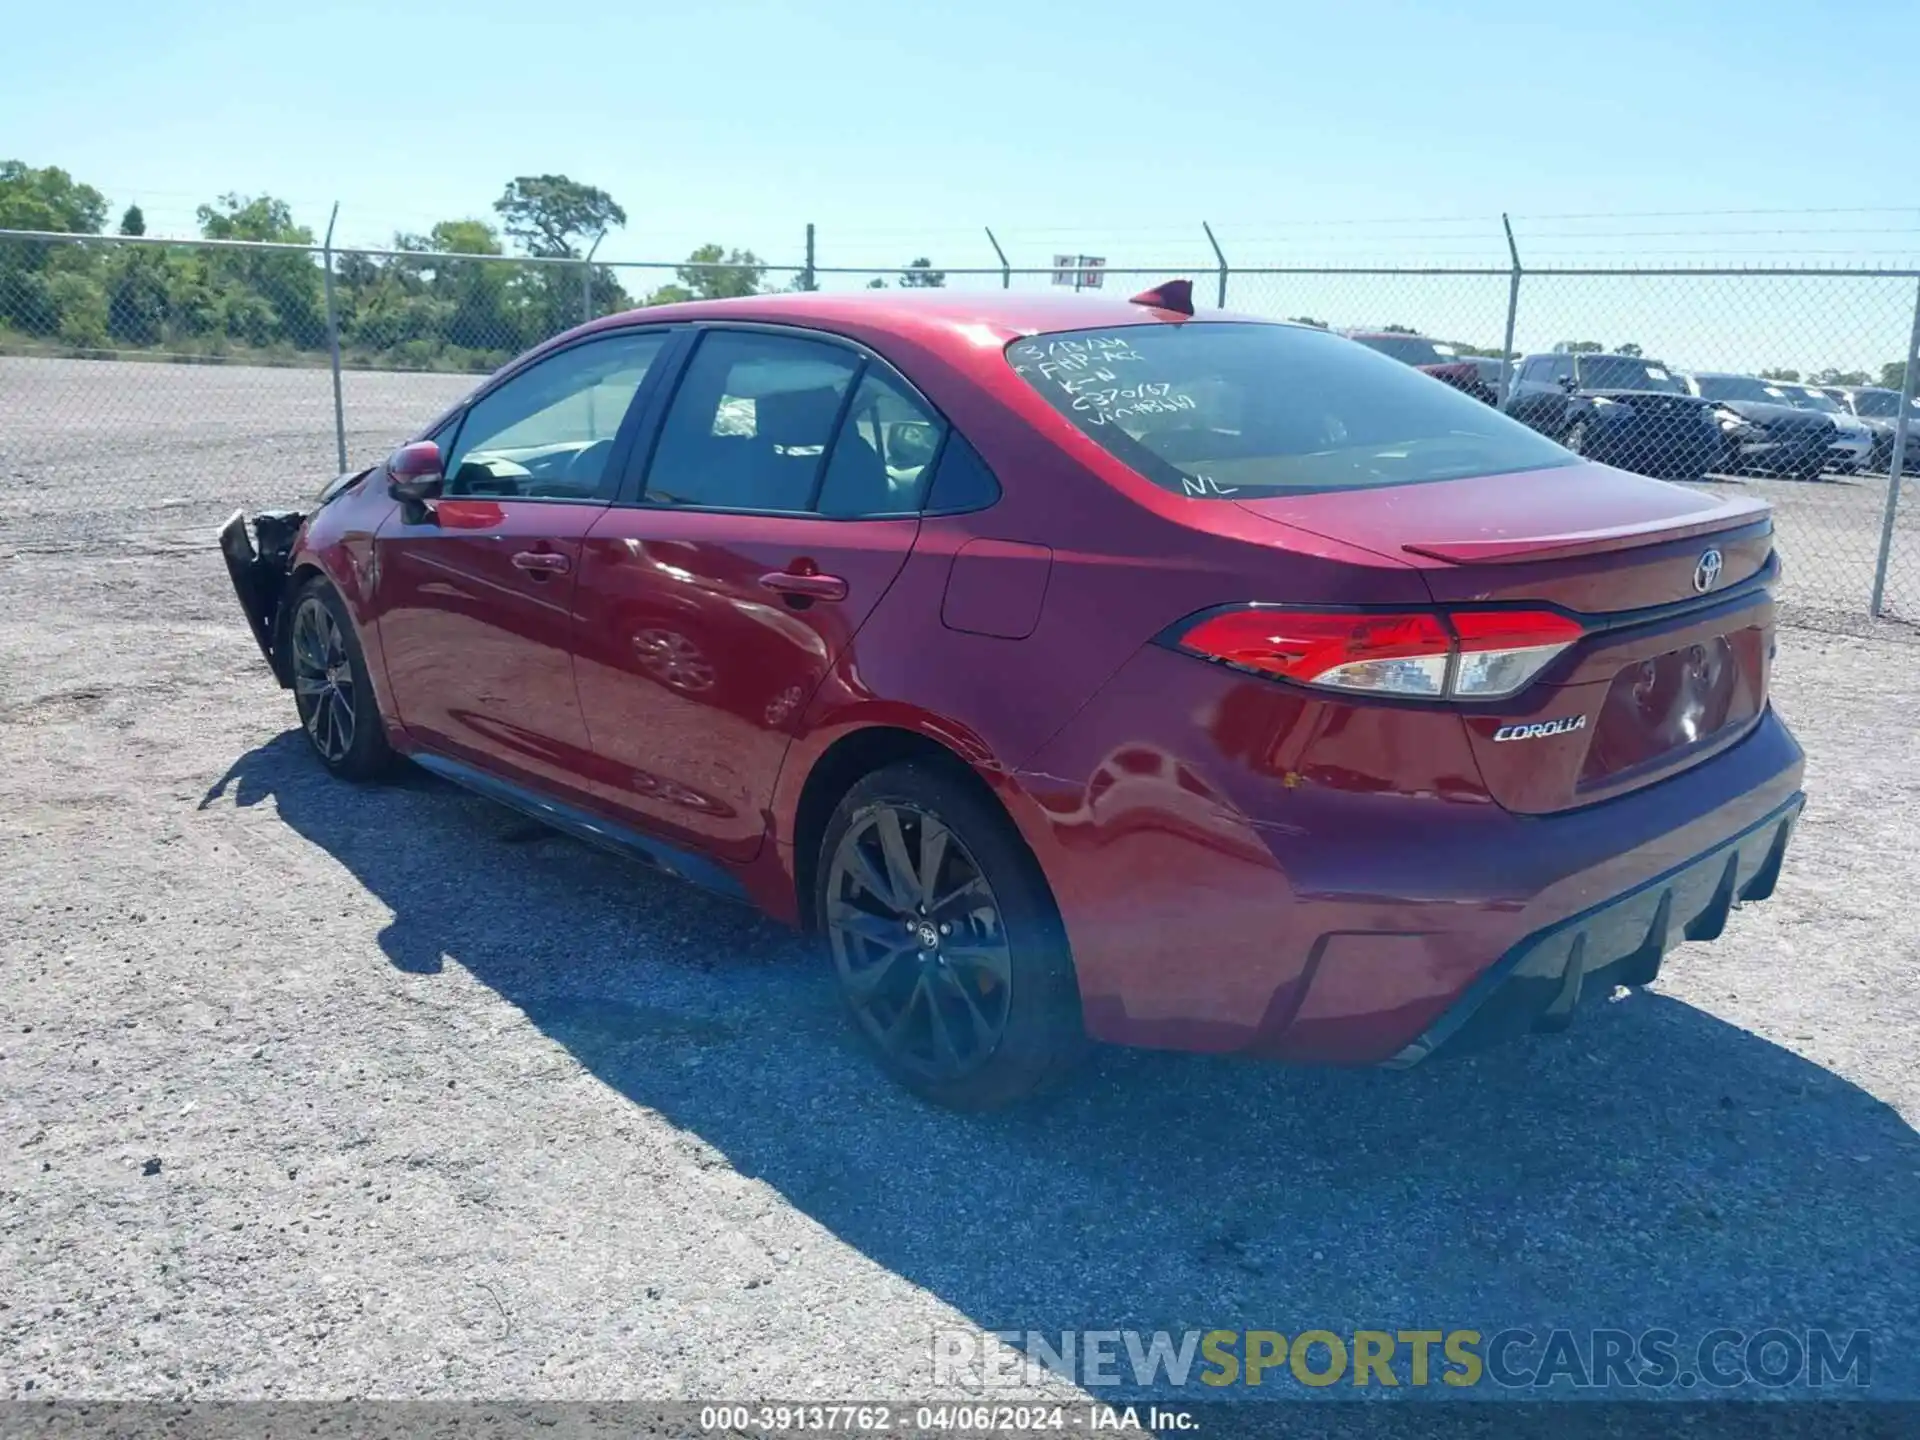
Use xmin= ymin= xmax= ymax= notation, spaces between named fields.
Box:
xmin=6 ymin=0 xmax=1919 ymax=367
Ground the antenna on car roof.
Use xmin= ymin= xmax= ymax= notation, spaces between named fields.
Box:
xmin=1128 ymin=279 xmax=1195 ymax=317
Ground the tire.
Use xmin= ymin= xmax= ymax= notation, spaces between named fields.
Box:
xmin=286 ymin=574 xmax=394 ymax=782
xmin=815 ymin=760 xmax=1087 ymax=1109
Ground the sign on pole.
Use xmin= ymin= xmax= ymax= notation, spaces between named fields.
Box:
xmin=1051 ymin=255 xmax=1108 ymax=291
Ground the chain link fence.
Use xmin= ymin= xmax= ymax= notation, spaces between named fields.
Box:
xmin=2 ymin=229 xmax=1916 ymax=633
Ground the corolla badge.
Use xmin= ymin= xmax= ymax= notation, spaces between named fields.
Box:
xmin=1693 ymin=547 xmax=1724 ymax=594
xmin=1492 ymin=715 xmax=1588 ymax=742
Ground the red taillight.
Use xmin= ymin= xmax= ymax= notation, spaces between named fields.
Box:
xmin=1175 ymin=607 xmax=1582 ymax=700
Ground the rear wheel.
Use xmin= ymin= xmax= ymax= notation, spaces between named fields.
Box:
xmin=816 ymin=761 xmax=1086 ymax=1109
xmin=288 ymin=576 xmax=393 ymax=781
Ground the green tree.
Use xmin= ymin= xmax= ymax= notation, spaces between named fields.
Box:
xmin=1812 ymin=367 xmax=1873 ymax=387
xmin=493 ymin=175 xmax=626 ymax=258
xmin=106 ymin=248 xmax=169 ymax=345
xmin=642 ymin=282 xmax=695 ymax=306
xmin=898 ymin=257 xmax=945 ymax=288
xmin=1288 ymin=316 xmax=1328 ymax=329
xmin=1616 ymin=342 xmax=1643 ymax=357
xmin=118 ymin=204 xmax=146 ymax=237
xmin=1560 ymin=340 xmax=1605 ymax=353
xmin=1381 ymin=323 xmax=1416 ymax=334
xmin=0 ymin=160 xmax=107 ymax=233
xmin=195 ymin=194 xmax=323 ymax=346
xmin=866 ymin=277 xmax=887 ymax=289
xmin=1759 ymin=367 xmax=1801 ymax=382
xmin=678 ymin=244 xmax=766 ymax=300
xmin=1879 ymin=361 xmax=1910 ymax=393
xmin=0 ymin=162 xmax=111 ymax=337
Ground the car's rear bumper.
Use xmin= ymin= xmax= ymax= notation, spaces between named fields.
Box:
xmin=1383 ymin=790 xmax=1801 ymax=1066
xmin=1011 ymin=645 xmax=1805 ymax=1065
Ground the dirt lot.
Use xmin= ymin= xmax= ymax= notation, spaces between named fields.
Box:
xmin=2 ymin=357 xmax=1919 ymax=1403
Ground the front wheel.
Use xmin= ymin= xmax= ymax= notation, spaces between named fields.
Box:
xmin=816 ymin=761 xmax=1086 ymax=1109
xmin=288 ymin=576 xmax=394 ymax=781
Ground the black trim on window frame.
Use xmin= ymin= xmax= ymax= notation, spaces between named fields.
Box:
xmin=608 ymin=319 xmax=997 ymax=522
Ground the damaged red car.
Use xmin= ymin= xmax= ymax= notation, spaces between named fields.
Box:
xmin=220 ymin=282 xmax=1803 ymax=1108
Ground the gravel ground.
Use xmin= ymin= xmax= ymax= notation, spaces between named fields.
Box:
xmin=2 ymin=357 xmax=1918 ymax=1408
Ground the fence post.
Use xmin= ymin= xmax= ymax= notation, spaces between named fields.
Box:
xmin=1497 ymin=213 xmax=1522 ymax=406
xmin=582 ymin=229 xmax=607 ymax=325
xmin=803 ymin=223 xmax=816 ymax=291
xmin=984 ymin=227 xmax=1011 ymax=290
xmin=1869 ymin=276 xmax=1920 ymax=617
xmin=1203 ymin=222 xmax=1228 ymax=310
xmin=321 ymin=202 xmax=346 ymax=473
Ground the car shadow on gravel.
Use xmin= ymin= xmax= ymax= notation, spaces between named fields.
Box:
xmin=208 ymin=733 xmax=1920 ymax=1398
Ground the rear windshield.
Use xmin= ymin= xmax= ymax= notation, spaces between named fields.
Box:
xmin=1005 ymin=322 xmax=1575 ymax=497
xmin=1852 ymin=389 xmax=1916 ymax=418
xmin=1351 ymin=334 xmax=1456 ymax=366
xmin=1786 ymin=386 xmax=1842 ymax=413
xmin=1576 ymin=356 xmax=1683 ymax=393
xmin=1694 ymin=374 xmax=1788 ymax=405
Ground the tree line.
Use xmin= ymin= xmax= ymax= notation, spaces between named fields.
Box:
xmin=0 ymin=161 xmax=947 ymax=372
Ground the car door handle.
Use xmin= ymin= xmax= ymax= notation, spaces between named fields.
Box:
xmin=758 ymin=569 xmax=848 ymax=602
xmin=512 ymin=550 xmax=571 ymax=577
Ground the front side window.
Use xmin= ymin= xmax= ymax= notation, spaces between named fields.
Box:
xmin=1006 ymin=323 xmax=1575 ymax=498
xmin=645 ymin=331 xmax=860 ymax=511
xmin=444 ymin=330 xmax=667 ymax=499
xmin=1853 ymin=389 xmax=1903 ymax=418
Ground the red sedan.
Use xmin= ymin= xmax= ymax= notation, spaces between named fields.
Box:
xmin=220 ymin=281 xmax=1804 ymax=1109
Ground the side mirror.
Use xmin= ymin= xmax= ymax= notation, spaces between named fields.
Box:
xmin=387 ymin=441 xmax=444 ymax=502
xmin=1557 ymin=375 xmax=1578 ymax=393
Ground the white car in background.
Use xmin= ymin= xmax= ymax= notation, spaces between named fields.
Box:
xmin=1824 ymin=386 xmax=1920 ymax=474
xmin=1774 ymin=382 xmax=1875 ymax=474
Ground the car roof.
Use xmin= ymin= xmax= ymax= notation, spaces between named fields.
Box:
xmin=583 ymin=288 xmax=1281 ymax=346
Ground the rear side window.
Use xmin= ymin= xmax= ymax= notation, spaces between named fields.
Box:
xmin=644 ymin=331 xmax=859 ymax=511
xmin=925 ymin=434 xmax=1001 ymax=512
xmin=1007 ymin=323 xmax=1575 ymax=497
xmin=816 ymin=369 xmax=946 ymax=517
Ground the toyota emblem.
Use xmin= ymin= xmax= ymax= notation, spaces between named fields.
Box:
xmin=1693 ymin=548 xmax=1724 ymax=594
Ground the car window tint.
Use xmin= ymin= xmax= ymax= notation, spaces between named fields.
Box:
xmin=442 ymin=331 xmax=665 ymax=500
xmin=816 ymin=369 xmax=946 ymax=517
xmin=645 ymin=331 xmax=859 ymax=511
xmin=924 ymin=433 xmax=1002 ymax=512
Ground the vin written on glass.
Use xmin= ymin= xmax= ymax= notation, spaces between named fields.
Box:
xmin=1008 ymin=336 xmax=1195 ymax=427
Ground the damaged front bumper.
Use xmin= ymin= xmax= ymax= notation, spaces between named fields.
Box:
xmin=217 ymin=509 xmax=306 ymax=687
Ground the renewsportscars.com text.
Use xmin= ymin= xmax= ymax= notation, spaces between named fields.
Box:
xmin=934 ymin=1327 xmax=1871 ymax=1391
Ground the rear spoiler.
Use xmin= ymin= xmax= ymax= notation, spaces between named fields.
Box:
xmin=1401 ymin=497 xmax=1770 ymax=565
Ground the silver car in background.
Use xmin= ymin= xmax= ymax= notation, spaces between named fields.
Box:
xmin=1772 ymin=382 xmax=1875 ymax=474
